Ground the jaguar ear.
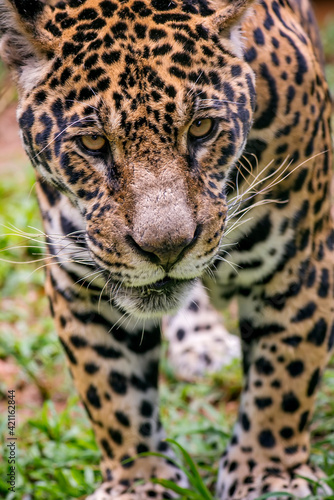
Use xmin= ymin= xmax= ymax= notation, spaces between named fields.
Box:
xmin=206 ymin=0 xmax=256 ymax=54
xmin=209 ymin=0 xmax=256 ymax=29
xmin=0 ymin=0 xmax=55 ymax=78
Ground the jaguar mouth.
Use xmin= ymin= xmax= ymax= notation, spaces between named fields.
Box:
xmin=140 ymin=276 xmax=176 ymax=295
xmin=112 ymin=277 xmax=196 ymax=318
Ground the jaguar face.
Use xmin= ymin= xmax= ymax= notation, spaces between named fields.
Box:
xmin=14 ymin=0 xmax=255 ymax=317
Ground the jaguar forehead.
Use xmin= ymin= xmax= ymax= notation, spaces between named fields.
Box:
xmin=42 ymin=0 xmax=250 ymax=75
xmin=95 ymin=77 xmax=196 ymax=133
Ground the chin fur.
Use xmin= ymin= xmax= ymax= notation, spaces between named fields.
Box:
xmin=113 ymin=279 xmax=196 ymax=319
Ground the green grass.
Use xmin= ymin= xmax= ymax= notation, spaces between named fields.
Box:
xmin=321 ymin=16 xmax=334 ymax=96
xmin=0 ymin=18 xmax=334 ymax=500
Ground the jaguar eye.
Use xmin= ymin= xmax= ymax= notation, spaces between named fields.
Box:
xmin=189 ymin=118 xmax=215 ymax=140
xmin=80 ymin=135 xmax=107 ymax=153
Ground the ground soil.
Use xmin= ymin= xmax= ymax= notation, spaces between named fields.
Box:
xmin=313 ymin=1 xmax=334 ymax=24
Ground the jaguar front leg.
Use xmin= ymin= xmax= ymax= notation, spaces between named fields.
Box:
xmin=46 ymin=266 xmax=188 ymax=500
xmin=215 ymin=241 xmax=334 ymax=500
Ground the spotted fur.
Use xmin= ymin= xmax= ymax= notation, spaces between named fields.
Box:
xmin=0 ymin=0 xmax=333 ymax=498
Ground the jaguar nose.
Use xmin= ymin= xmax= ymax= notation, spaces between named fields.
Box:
xmin=128 ymin=226 xmax=201 ymax=271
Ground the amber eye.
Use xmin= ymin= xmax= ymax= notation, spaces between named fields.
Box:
xmin=189 ymin=118 xmax=215 ymax=140
xmin=80 ymin=135 xmax=107 ymax=153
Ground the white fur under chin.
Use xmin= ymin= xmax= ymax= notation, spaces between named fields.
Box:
xmin=113 ymin=281 xmax=196 ymax=319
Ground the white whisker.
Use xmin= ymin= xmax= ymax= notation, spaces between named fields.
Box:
xmin=33 ymin=115 xmax=95 ymax=159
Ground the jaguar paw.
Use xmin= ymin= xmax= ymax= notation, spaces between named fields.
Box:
xmin=86 ymin=481 xmax=176 ymax=499
xmin=217 ymin=462 xmax=332 ymax=500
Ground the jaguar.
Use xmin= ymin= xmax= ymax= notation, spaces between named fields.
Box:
xmin=0 ymin=0 xmax=333 ymax=498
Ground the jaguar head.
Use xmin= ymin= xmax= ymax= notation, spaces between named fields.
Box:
xmin=0 ymin=0 xmax=256 ymax=317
